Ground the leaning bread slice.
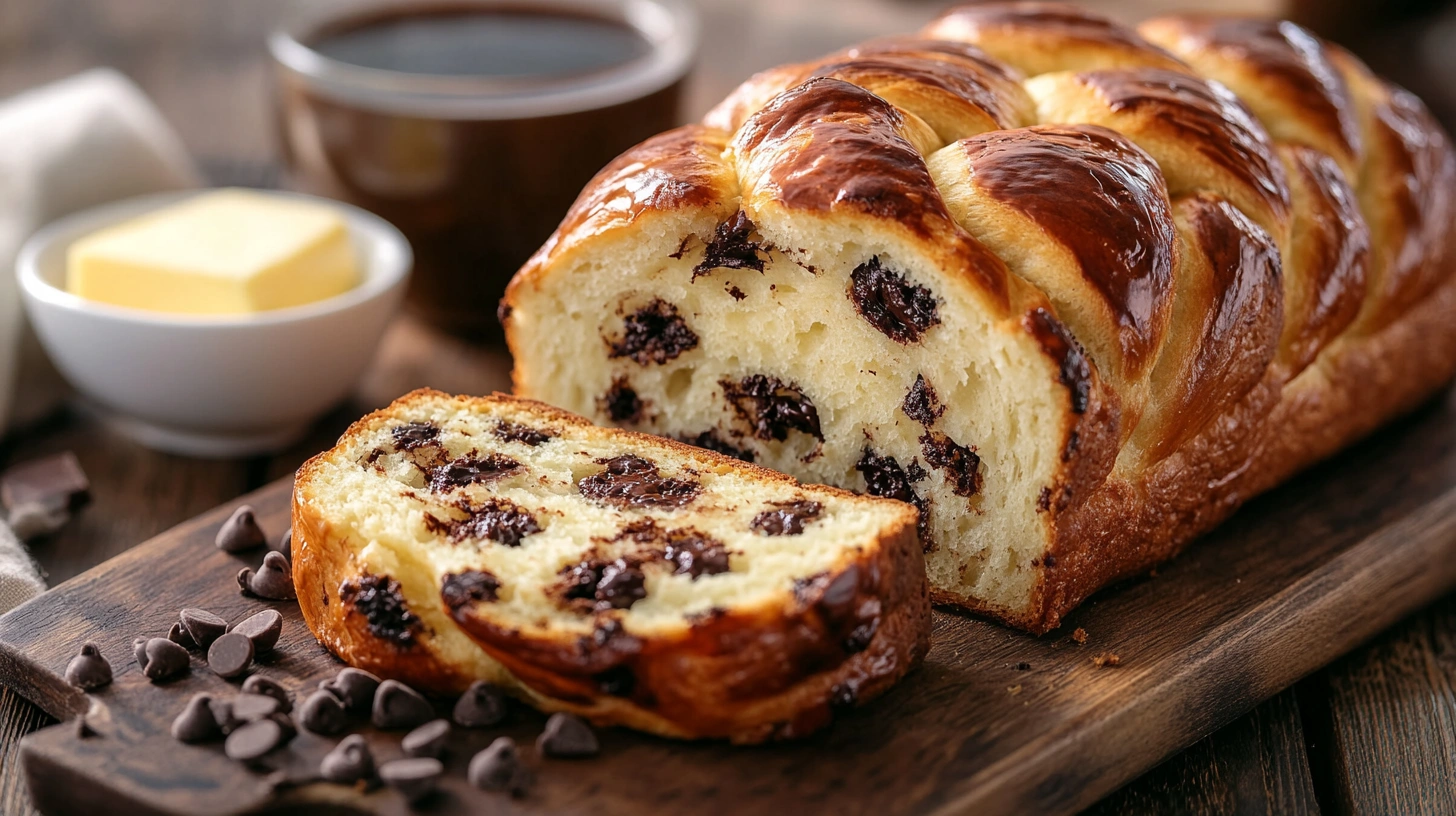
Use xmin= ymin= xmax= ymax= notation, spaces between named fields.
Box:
xmin=292 ymin=389 xmax=929 ymax=742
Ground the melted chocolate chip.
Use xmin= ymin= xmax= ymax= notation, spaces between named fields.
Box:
xmin=493 ymin=421 xmax=552 ymax=446
xmin=578 ymin=455 xmax=701 ymax=509
xmin=559 ymin=558 xmax=647 ymax=611
xmin=721 ymin=375 xmax=823 ymax=442
xmin=426 ymin=498 xmax=541 ymax=546
xmin=855 ymin=448 xmax=932 ymax=549
xmin=677 ymin=430 xmax=755 ymax=462
xmin=663 ymin=531 xmax=730 ymax=579
xmin=339 ymin=574 xmax=421 ymax=647
xmin=608 ymin=299 xmax=699 ymax=365
xmin=441 ymin=570 xmax=502 ymax=613
xmin=1024 ymin=307 xmax=1091 ymax=414
xmin=600 ymin=377 xmax=646 ymax=424
xmin=392 ymin=421 xmax=441 ymax=452
xmin=692 ymin=210 xmax=767 ymax=279
xmin=849 ymin=256 xmax=940 ymax=344
xmin=751 ymin=500 xmax=824 ymax=536
xmin=902 ymin=374 xmax=944 ymax=426
xmin=426 ymin=454 xmax=521 ymax=492
xmin=920 ymin=433 xmax=983 ymax=498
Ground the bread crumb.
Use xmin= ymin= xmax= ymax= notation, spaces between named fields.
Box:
xmin=1092 ymin=652 xmax=1121 ymax=667
xmin=1072 ymin=627 xmax=1088 ymax=645
xmin=1006 ymin=684 xmax=1022 ymax=696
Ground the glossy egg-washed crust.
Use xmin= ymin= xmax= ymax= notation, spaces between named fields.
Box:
xmin=503 ymin=3 xmax=1456 ymax=633
xmin=294 ymin=391 xmax=930 ymax=742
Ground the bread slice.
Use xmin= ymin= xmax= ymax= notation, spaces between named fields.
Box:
xmin=292 ymin=389 xmax=929 ymax=742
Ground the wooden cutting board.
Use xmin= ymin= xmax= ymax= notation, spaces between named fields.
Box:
xmin=3 ymin=390 xmax=1456 ymax=816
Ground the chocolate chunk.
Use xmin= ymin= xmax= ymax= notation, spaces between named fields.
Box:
xmin=142 ymin=637 xmax=189 ymax=682
xmin=322 ymin=667 xmax=381 ymax=713
xmin=599 ymin=377 xmax=646 ymax=424
xmin=849 ymin=256 xmax=940 ymax=344
xmin=216 ymin=505 xmax=267 ymax=553
xmin=180 ymin=608 xmax=228 ymax=650
xmin=560 ymin=558 xmax=647 ymax=611
xmin=920 ymin=432 xmax=983 ymax=497
xmin=231 ymin=609 xmax=284 ymax=653
xmin=469 ymin=737 xmax=531 ymax=795
xmin=339 ymin=574 xmax=419 ymax=647
xmin=208 ymin=698 xmax=243 ymax=734
xmin=537 ymin=712 xmax=599 ymax=758
xmin=441 ymin=569 xmax=502 ymax=614
xmin=452 ymin=680 xmax=508 ymax=728
xmin=751 ymin=499 xmax=824 ymax=536
xmin=320 ymin=734 xmax=375 ymax=785
xmin=426 ymin=499 xmax=540 ymax=546
xmin=902 ymin=374 xmax=944 ymax=426
xmin=677 ymin=430 xmax=755 ymax=462
xmin=241 ymin=676 xmax=292 ymax=713
xmin=721 ymin=374 xmax=823 ymax=442
xmin=426 ymin=454 xmax=522 ymax=493
xmin=300 ymin=689 xmax=349 ymax=735
xmin=225 ymin=718 xmax=285 ymax=763
xmin=391 ymin=421 xmax=440 ymax=452
xmin=168 ymin=622 xmax=197 ymax=651
xmin=230 ymin=693 xmax=283 ymax=723
xmin=402 ymin=719 xmax=450 ymax=758
xmin=577 ymin=455 xmax=700 ymax=509
xmin=208 ymin=632 xmax=254 ymax=679
xmin=379 ymin=758 xmax=443 ymax=804
xmin=608 ymin=299 xmax=699 ymax=365
xmin=373 ymin=679 xmax=434 ymax=730
xmin=64 ymin=643 xmax=112 ymax=690
xmin=494 ymin=421 xmax=552 ymax=447
xmin=663 ymin=531 xmax=730 ymax=578
xmin=0 ymin=452 xmax=89 ymax=513
xmin=172 ymin=694 xmax=224 ymax=743
xmin=855 ymin=448 xmax=932 ymax=548
xmin=238 ymin=551 xmax=296 ymax=600
xmin=274 ymin=529 xmax=292 ymax=563
xmin=693 ymin=211 xmax=767 ymax=279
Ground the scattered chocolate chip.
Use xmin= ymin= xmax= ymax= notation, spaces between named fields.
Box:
xmin=560 ymin=558 xmax=647 ymax=611
xmin=692 ymin=211 xmax=767 ymax=279
xmin=132 ymin=638 xmax=148 ymax=671
xmin=300 ymin=689 xmax=349 ymax=735
xmin=230 ymin=693 xmax=283 ymax=723
xmin=469 ymin=737 xmax=531 ymax=796
xmin=208 ymin=698 xmax=243 ymax=734
xmin=208 ymin=632 xmax=254 ymax=679
xmin=241 ymin=676 xmax=292 ymax=713
xmin=608 ymin=299 xmax=699 ymax=365
xmin=599 ymin=377 xmax=646 ymax=424
xmin=274 ymin=529 xmax=292 ymax=563
xmin=663 ymin=530 xmax=730 ymax=578
xmin=379 ymin=758 xmax=443 ymax=804
xmin=453 ymin=681 xmax=508 ymax=728
xmin=721 ymin=374 xmax=823 ymax=442
xmin=64 ymin=643 xmax=112 ymax=690
xmin=225 ymin=718 xmax=286 ymax=763
xmin=0 ymin=452 xmax=89 ymax=514
xmin=441 ymin=569 xmax=502 ymax=614
xmin=142 ymin=638 xmax=189 ymax=682
xmin=537 ymin=712 xmax=599 ymax=758
xmin=320 ymin=734 xmax=375 ymax=785
xmin=391 ymin=421 xmax=440 ymax=452
xmin=168 ymin=622 xmax=197 ymax=651
xmin=339 ymin=574 xmax=419 ymax=647
xmin=373 ymin=679 xmax=434 ymax=730
xmin=426 ymin=499 xmax=540 ymax=546
xmin=902 ymin=374 xmax=944 ymax=425
xmin=231 ymin=609 xmax=284 ymax=653
xmin=920 ymin=432 xmax=983 ymax=498
xmin=216 ymin=506 xmax=267 ymax=553
xmin=494 ymin=421 xmax=551 ymax=447
xmin=180 ymin=608 xmax=229 ymax=650
xmin=239 ymin=551 xmax=296 ymax=600
xmin=172 ymin=694 xmax=223 ymax=743
xmin=751 ymin=500 xmax=824 ymax=536
xmin=676 ymin=430 xmax=755 ymax=462
xmin=426 ymin=454 xmax=522 ymax=493
xmin=577 ymin=455 xmax=700 ymax=509
xmin=855 ymin=448 xmax=932 ymax=548
xmin=403 ymin=719 xmax=450 ymax=759
xmin=849 ymin=256 xmax=940 ymax=344
xmin=322 ymin=667 xmax=381 ymax=713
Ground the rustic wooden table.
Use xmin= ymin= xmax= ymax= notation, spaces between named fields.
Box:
xmin=2 ymin=1 xmax=1453 ymax=814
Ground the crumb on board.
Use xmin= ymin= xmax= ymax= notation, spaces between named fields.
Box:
xmin=1072 ymin=627 xmax=1088 ymax=645
xmin=1092 ymin=652 xmax=1121 ymax=668
xmin=1007 ymin=684 xmax=1022 ymax=696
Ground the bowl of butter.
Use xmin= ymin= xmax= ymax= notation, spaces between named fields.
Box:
xmin=17 ymin=188 xmax=411 ymax=456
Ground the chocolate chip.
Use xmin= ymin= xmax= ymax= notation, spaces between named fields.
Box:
xmin=132 ymin=638 xmax=148 ymax=671
xmin=441 ymin=570 xmax=502 ymax=614
xmin=402 ymin=719 xmax=450 ymax=758
xmin=608 ymin=299 xmax=699 ymax=365
xmin=750 ymin=500 xmax=824 ymax=536
xmin=300 ymin=689 xmax=348 ymax=735
xmin=142 ymin=637 xmax=189 ymax=682
xmin=208 ymin=698 xmax=242 ymax=734
xmin=676 ymin=430 xmax=755 ymax=462
xmin=240 ymin=676 xmax=292 ymax=713
xmin=64 ymin=643 xmax=112 ymax=690
xmin=537 ymin=712 xmax=599 ymax=758
xmin=180 ymin=608 xmax=228 ymax=650
xmin=380 ymin=758 xmax=444 ymax=804
xmin=239 ymin=551 xmax=296 ymax=600
xmin=373 ymin=679 xmax=434 ymax=730
xmin=230 ymin=692 xmax=283 ymax=723
xmin=391 ymin=421 xmax=440 ymax=452
xmin=339 ymin=574 xmax=419 ymax=646
xmin=469 ymin=737 xmax=530 ymax=795
xmin=207 ymin=632 xmax=254 ymax=679
xmin=560 ymin=558 xmax=646 ymax=611
xmin=225 ymin=718 xmax=285 ymax=763
xmin=577 ymin=455 xmax=700 ymax=509
xmin=493 ymin=421 xmax=552 ymax=447
xmin=426 ymin=499 xmax=540 ymax=546
xmin=902 ymin=374 xmax=944 ymax=426
xmin=855 ymin=448 xmax=932 ymax=548
xmin=452 ymin=680 xmax=508 ymax=728
xmin=692 ymin=210 xmax=767 ymax=279
xmin=426 ymin=454 xmax=522 ymax=493
xmin=721 ymin=374 xmax=823 ymax=442
xmin=320 ymin=734 xmax=375 ymax=785
xmin=663 ymin=531 xmax=730 ymax=579
xmin=920 ymin=432 xmax=983 ymax=497
xmin=167 ymin=622 xmax=197 ymax=651
xmin=216 ymin=505 xmax=267 ymax=553
xmin=172 ymin=694 xmax=224 ymax=743
xmin=849 ymin=256 xmax=940 ymax=344
xmin=231 ymin=609 xmax=283 ymax=653
xmin=274 ymin=529 xmax=292 ymax=563
xmin=322 ymin=667 xmax=380 ymax=713
xmin=599 ymin=377 xmax=646 ymax=424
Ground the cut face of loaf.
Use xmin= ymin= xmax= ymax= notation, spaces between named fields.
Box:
xmin=292 ymin=389 xmax=928 ymax=742
xmin=503 ymin=4 xmax=1456 ymax=632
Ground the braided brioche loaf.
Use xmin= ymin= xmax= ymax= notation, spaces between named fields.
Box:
xmin=502 ymin=3 xmax=1456 ymax=633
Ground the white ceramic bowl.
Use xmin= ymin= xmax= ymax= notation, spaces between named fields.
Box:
xmin=17 ymin=190 xmax=411 ymax=457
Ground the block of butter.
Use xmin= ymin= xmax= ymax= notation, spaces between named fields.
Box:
xmin=66 ymin=189 xmax=360 ymax=315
